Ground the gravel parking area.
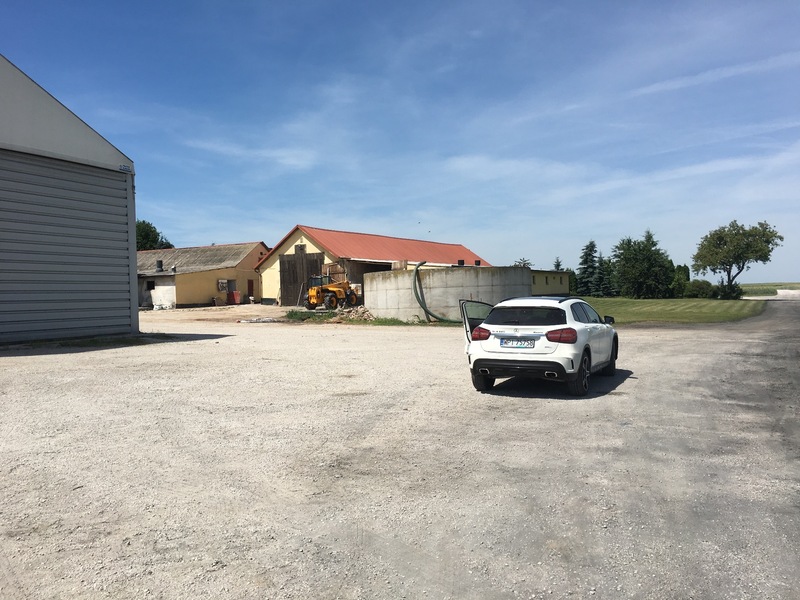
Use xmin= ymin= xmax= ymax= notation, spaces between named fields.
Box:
xmin=1 ymin=301 xmax=799 ymax=599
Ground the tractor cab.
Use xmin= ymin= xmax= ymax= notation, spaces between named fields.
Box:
xmin=308 ymin=275 xmax=332 ymax=288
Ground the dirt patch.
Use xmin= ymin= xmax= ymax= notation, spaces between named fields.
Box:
xmin=141 ymin=304 xmax=293 ymax=324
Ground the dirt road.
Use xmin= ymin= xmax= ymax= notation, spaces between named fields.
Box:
xmin=1 ymin=301 xmax=798 ymax=599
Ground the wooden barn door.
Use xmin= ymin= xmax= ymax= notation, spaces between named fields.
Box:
xmin=279 ymin=246 xmax=324 ymax=306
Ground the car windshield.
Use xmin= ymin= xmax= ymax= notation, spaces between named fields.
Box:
xmin=484 ymin=306 xmax=566 ymax=326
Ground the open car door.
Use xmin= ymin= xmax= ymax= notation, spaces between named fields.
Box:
xmin=459 ymin=299 xmax=493 ymax=342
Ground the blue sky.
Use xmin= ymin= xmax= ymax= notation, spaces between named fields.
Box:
xmin=4 ymin=1 xmax=799 ymax=282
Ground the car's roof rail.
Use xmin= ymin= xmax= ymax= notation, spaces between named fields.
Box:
xmin=497 ymin=294 xmax=578 ymax=304
xmin=526 ymin=294 xmax=576 ymax=303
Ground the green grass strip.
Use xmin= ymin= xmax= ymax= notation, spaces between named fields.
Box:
xmin=292 ymin=298 xmax=770 ymax=327
xmin=585 ymin=297 xmax=766 ymax=325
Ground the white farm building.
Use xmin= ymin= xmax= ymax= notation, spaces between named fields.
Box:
xmin=0 ymin=54 xmax=138 ymax=343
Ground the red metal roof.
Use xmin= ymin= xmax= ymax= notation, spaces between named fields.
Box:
xmin=257 ymin=225 xmax=491 ymax=268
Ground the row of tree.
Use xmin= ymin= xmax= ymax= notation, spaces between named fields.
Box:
xmin=575 ymin=231 xmax=689 ymax=299
xmin=561 ymin=221 xmax=782 ymax=300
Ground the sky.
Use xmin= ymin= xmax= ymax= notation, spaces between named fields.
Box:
xmin=3 ymin=1 xmax=799 ymax=283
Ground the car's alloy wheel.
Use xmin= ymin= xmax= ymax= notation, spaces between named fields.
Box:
xmin=567 ymin=352 xmax=590 ymax=396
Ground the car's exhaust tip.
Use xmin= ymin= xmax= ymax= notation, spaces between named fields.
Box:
xmin=544 ymin=371 xmax=558 ymax=379
xmin=479 ymin=368 xmax=491 ymax=375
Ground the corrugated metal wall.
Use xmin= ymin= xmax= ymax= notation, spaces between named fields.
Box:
xmin=0 ymin=148 xmax=137 ymax=343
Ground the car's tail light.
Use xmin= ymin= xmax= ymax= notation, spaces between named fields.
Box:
xmin=472 ymin=326 xmax=491 ymax=341
xmin=546 ymin=327 xmax=577 ymax=343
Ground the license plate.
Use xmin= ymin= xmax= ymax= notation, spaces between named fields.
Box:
xmin=500 ymin=338 xmax=535 ymax=348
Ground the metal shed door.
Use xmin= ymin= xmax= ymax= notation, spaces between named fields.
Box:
xmin=0 ymin=149 xmax=136 ymax=343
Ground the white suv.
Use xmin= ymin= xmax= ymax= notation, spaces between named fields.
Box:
xmin=460 ymin=297 xmax=618 ymax=396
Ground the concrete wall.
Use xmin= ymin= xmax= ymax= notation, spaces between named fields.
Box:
xmin=364 ymin=266 xmax=532 ymax=321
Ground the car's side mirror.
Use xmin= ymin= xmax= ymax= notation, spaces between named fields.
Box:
xmin=604 ymin=316 xmax=615 ymax=324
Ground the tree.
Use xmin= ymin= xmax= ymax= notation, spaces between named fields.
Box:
xmin=513 ymin=258 xmax=533 ymax=268
xmin=553 ymin=257 xmax=563 ymax=271
xmin=566 ymin=269 xmax=578 ymax=295
xmin=612 ymin=230 xmax=674 ymax=298
xmin=576 ymin=241 xmax=598 ymax=296
xmin=593 ymin=253 xmax=616 ymax=297
xmin=692 ymin=221 xmax=783 ymax=292
xmin=671 ymin=264 xmax=691 ymax=298
xmin=136 ymin=220 xmax=174 ymax=250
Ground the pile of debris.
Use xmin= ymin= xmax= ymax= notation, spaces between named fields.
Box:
xmin=237 ymin=317 xmax=279 ymax=323
xmin=330 ymin=305 xmax=376 ymax=322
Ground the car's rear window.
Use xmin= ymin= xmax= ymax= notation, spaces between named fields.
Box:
xmin=484 ymin=307 xmax=566 ymax=326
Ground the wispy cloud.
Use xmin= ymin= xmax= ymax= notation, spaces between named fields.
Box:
xmin=443 ymin=154 xmax=593 ymax=185
xmin=631 ymin=50 xmax=800 ymax=96
xmin=183 ymin=138 xmax=318 ymax=170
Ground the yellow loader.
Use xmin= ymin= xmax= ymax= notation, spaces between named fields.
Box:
xmin=303 ymin=275 xmax=360 ymax=310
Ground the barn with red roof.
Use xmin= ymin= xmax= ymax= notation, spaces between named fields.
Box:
xmin=255 ymin=225 xmax=490 ymax=306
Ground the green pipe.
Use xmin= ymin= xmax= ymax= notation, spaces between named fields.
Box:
xmin=412 ymin=261 xmax=462 ymax=323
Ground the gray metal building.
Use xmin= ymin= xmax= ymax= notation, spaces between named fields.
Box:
xmin=0 ymin=54 xmax=138 ymax=343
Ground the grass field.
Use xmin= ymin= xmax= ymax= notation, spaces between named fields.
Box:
xmin=288 ymin=296 xmax=771 ymax=327
xmin=741 ymin=282 xmax=800 ymax=296
xmin=585 ymin=297 xmax=766 ymax=325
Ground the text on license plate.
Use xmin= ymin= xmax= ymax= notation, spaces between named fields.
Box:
xmin=500 ymin=338 xmax=535 ymax=348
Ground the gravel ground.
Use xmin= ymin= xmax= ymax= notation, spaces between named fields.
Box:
xmin=1 ymin=300 xmax=799 ymax=599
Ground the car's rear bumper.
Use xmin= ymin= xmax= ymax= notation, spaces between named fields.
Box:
xmin=471 ymin=358 xmax=578 ymax=382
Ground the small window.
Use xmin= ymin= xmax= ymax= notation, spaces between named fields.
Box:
xmin=532 ymin=275 xmax=536 ymax=284
xmin=295 ymin=244 xmax=306 ymax=253
xmin=146 ymin=280 xmax=156 ymax=291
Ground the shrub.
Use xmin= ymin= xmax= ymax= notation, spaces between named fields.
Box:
xmin=684 ymin=279 xmax=716 ymax=298
xmin=716 ymin=281 xmax=743 ymax=300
